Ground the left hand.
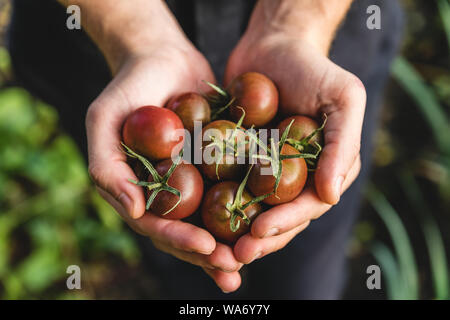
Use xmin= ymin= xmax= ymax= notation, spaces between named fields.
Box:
xmin=224 ymin=1 xmax=365 ymax=264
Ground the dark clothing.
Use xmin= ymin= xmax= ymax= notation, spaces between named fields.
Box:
xmin=7 ymin=0 xmax=403 ymax=299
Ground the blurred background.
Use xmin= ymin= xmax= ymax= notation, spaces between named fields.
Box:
xmin=0 ymin=0 xmax=449 ymax=299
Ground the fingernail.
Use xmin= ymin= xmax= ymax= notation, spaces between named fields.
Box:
xmin=118 ymin=193 xmax=134 ymax=218
xmin=222 ymin=289 xmax=232 ymax=294
xmin=334 ymin=176 xmax=344 ymax=202
xmin=248 ymin=252 xmax=262 ymax=264
xmin=263 ymin=228 xmax=279 ymax=238
xmin=205 ymin=265 xmax=215 ymax=270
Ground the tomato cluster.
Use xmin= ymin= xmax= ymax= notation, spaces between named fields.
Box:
xmin=121 ymin=72 xmax=326 ymax=244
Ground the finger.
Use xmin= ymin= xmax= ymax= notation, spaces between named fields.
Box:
xmin=85 ymin=61 xmax=208 ymax=220
xmin=234 ymin=222 xmax=310 ymax=264
xmin=251 ymin=155 xmax=361 ymax=238
xmin=152 ymin=240 xmax=216 ymax=269
xmin=202 ymin=267 xmax=242 ymax=293
xmin=315 ymin=71 xmax=366 ymax=205
xmin=251 ymin=187 xmax=330 ymax=239
xmin=207 ymin=243 xmax=244 ymax=272
xmin=126 ymin=210 xmax=216 ymax=255
xmin=98 ymin=188 xmax=216 ymax=255
xmin=86 ymin=92 xmax=147 ymax=220
xmin=153 ymin=241 xmax=242 ymax=273
xmin=99 ymin=187 xmax=216 ymax=254
xmin=97 ymin=187 xmax=145 ymax=230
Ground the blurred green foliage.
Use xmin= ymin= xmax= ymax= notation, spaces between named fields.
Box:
xmin=0 ymin=50 xmax=140 ymax=299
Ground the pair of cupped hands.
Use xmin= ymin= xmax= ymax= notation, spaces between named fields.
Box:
xmin=86 ymin=11 xmax=366 ymax=293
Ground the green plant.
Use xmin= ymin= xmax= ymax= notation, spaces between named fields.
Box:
xmin=367 ymin=185 xmax=419 ymax=300
xmin=0 ymin=84 xmax=140 ymax=299
xmin=366 ymin=3 xmax=450 ymax=297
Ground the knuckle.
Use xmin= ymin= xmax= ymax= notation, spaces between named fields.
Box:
xmin=159 ymin=222 xmax=185 ymax=250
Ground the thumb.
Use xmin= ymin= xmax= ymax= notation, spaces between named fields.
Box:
xmin=89 ymin=156 xmax=146 ymax=220
xmin=86 ymin=95 xmax=146 ymax=220
xmin=314 ymin=73 xmax=366 ymax=204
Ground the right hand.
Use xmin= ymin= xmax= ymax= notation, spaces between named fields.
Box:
xmin=86 ymin=36 xmax=242 ymax=293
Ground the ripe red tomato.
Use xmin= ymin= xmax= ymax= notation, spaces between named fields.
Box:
xmin=228 ymin=72 xmax=278 ymax=128
xmin=201 ymin=181 xmax=262 ymax=244
xmin=199 ymin=120 xmax=247 ymax=181
xmin=277 ymin=115 xmax=323 ymax=146
xmin=166 ymin=92 xmax=211 ymax=134
xmin=148 ymin=159 xmax=204 ymax=220
xmin=248 ymin=144 xmax=307 ymax=205
xmin=122 ymin=106 xmax=185 ymax=161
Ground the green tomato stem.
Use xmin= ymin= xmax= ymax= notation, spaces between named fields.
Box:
xmin=122 ymin=142 xmax=183 ymax=215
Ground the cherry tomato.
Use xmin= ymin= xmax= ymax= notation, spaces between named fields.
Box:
xmin=199 ymin=120 xmax=247 ymax=181
xmin=148 ymin=159 xmax=204 ymax=220
xmin=201 ymin=181 xmax=262 ymax=244
xmin=248 ymin=144 xmax=307 ymax=205
xmin=277 ymin=115 xmax=323 ymax=146
xmin=122 ymin=106 xmax=185 ymax=161
xmin=166 ymin=92 xmax=211 ymax=134
xmin=228 ymin=72 xmax=278 ymax=128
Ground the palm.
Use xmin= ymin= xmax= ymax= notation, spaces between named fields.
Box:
xmin=225 ymin=36 xmax=365 ymax=204
xmin=224 ymin=36 xmax=366 ymax=264
xmin=87 ymin=49 xmax=244 ymax=293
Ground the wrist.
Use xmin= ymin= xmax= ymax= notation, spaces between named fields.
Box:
xmin=247 ymin=0 xmax=354 ymax=55
xmin=60 ymin=0 xmax=188 ymax=73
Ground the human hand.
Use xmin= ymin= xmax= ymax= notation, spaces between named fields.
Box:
xmin=224 ymin=0 xmax=365 ymax=264
xmin=74 ymin=0 xmax=242 ymax=293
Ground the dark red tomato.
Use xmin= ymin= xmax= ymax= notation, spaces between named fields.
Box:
xmin=200 ymin=120 xmax=247 ymax=181
xmin=166 ymin=92 xmax=211 ymax=134
xmin=122 ymin=106 xmax=185 ymax=161
xmin=277 ymin=115 xmax=322 ymax=145
xmin=248 ymin=144 xmax=307 ymax=205
xmin=228 ymin=72 xmax=278 ymax=128
xmin=201 ymin=181 xmax=262 ymax=244
xmin=148 ymin=159 xmax=204 ymax=220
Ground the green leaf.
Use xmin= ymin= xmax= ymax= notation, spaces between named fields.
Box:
xmin=371 ymin=242 xmax=406 ymax=300
xmin=15 ymin=247 xmax=62 ymax=294
xmin=391 ymin=57 xmax=450 ymax=154
xmin=366 ymin=184 xmax=419 ymax=299
xmin=398 ymin=170 xmax=449 ymax=300
xmin=437 ymin=0 xmax=450 ymax=50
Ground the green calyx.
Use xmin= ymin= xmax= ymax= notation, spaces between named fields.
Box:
xmin=246 ymin=117 xmax=322 ymax=198
xmin=203 ymin=81 xmax=256 ymax=125
xmin=202 ymin=81 xmax=234 ymax=120
xmin=203 ymin=107 xmax=248 ymax=180
xmin=284 ymin=113 xmax=327 ymax=170
xmin=121 ymin=143 xmax=183 ymax=215
xmin=225 ymin=164 xmax=274 ymax=232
